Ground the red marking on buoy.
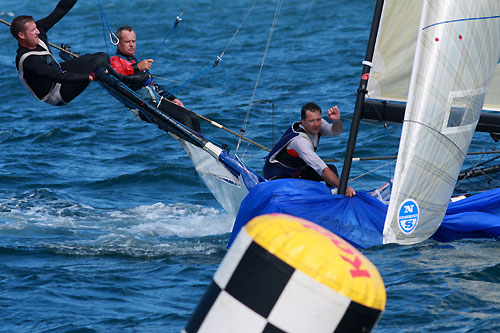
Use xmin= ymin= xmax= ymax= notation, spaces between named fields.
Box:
xmin=341 ymin=255 xmax=371 ymax=278
xmin=303 ymin=223 xmax=371 ymax=279
xmin=435 ymin=37 xmax=439 ymax=42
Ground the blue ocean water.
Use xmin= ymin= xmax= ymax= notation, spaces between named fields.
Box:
xmin=0 ymin=0 xmax=499 ymax=331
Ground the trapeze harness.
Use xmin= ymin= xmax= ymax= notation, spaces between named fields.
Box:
xmin=263 ymin=122 xmax=320 ymax=180
xmin=17 ymin=39 xmax=66 ymax=106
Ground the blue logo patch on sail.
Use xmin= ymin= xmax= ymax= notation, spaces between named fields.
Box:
xmin=398 ymin=199 xmax=419 ymax=234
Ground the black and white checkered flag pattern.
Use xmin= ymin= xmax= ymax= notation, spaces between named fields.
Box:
xmin=184 ymin=227 xmax=382 ymax=333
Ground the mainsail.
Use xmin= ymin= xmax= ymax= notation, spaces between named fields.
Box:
xmin=368 ymin=0 xmax=500 ymax=112
xmin=381 ymin=0 xmax=500 ymax=244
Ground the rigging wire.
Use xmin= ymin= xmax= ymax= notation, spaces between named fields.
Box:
xmin=460 ymin=153 xmax=500 ymax=176
xmin=264 ymin=1 xmax=315 ymax=115
xmin=239 ymin=0 xmax=315 ymax=158
xmin=2 ymin=3 xmax=428 ymax=184
xmin=402 ymin=118 xmax=500 ymax=189
xmin=236 ymin=0 xmax=283 ymax=156
xmin=322 ymin=149 xmax=500 ymax=163
xmin=342 ymin=95 xmax=500 ymax=186
xmin=150 ymin=16 xmax=182 ymax=60
xmin=455 ymin=149 xmax=500 ymax=188
xmin=152 ymin=75 xmax=307 ymax=111
xmin=158 ymin=0 xmax=260 ymax=102
xmin=96 ymin=0 xmax=118 ymax=54
xmin=216 ymin=0 xmax=259 ymax=66
xmin=350 ymin=159 xmax=395 ymax=182
xmin=363 ymin=93 xmax=396 ymax=181
xmin=150 ymin=0 xmax=190 ymax=61
xmin=268 ymin=1 xmax=314 ymax=150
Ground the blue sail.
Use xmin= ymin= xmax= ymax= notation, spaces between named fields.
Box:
xmin=229 ymin=178 xmax=500 ymax=249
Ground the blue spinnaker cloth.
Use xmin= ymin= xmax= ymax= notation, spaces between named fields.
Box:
xmin=436 ymin=187 xmax=500 ymax=242
xmin=218 ymin=151 xmax=264 ymax=190
xmin=229 ymin=179 xmax=386 ymax=249
xmin=229 ymin=179 xmax=500 ymax=249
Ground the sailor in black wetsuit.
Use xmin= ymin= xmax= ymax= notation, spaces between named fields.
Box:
xmin=11 ymin=0 xmax=121 ymax=106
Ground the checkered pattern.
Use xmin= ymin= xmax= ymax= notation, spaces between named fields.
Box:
xmin=183 ymin=230 xmax=382 ymax=333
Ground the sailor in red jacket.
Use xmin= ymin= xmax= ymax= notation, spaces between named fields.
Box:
xmin=110 ymin=26 xmax=200 ymax=132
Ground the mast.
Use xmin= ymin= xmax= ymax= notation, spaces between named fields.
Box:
xmin=338 ymin=0 xmax=385 ymax=195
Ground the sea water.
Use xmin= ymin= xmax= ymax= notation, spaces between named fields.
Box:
xmin=0 ymin=0 xmax=499 ymax=331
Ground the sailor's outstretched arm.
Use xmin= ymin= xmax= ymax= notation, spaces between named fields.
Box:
xmin=36 ymin=0 xmax=78 ymax=33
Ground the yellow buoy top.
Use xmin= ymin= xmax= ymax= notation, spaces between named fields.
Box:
xmin=244 ymin=213 xmax=386 ymax=311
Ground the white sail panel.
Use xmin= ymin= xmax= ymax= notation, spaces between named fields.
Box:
xmin=368 ymin=0 xmax=423 ymax=103
xmin=368 ymin=0 xmax=500 ymax=112
xmin=485 ymin=65 xmax=500 ymax=111
xmin=179 ymin=140 xmax=251 ymax=218
xmin=383 ymin=0 xmax=500 ymax=244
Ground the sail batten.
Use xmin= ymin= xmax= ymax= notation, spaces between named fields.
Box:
xmin=382 ymin=0 xmax=500 ymax=244
xmin=422 ymin=14 xmax=500 ymax=31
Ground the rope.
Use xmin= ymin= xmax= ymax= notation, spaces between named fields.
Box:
xmin=160 ymin=63 xmax=214 ymax=98
xmin=150 ymin=0 xmax=190 ymax=61
xmin=152 ymin=75 xmax=300 ymax=109
xmin=350 ymin=160 xmax=395 ymax=182
xmin=217 ymin=0 xmax=259 ymax=64
xmin=456 ymin=150 xmax=500 ymax=186
xmin=195 ymin=112 xmax=270 ymax=152
xmin=150 ymin=16 xmax=182 ymax=61
xmin=96 ymin=0 xmax=118 ymax=54
xmin=363 ymin=92 xmax=394 ymax=180
xmin=158 ymin=0 xmax=260 ymax=102
xmin=263 ymin=0 xmax=315 ymax=117
xmin=323 ymin=148 xmax=500 ymax=163
xmin=238 ymin=0 xmax=313 ymax=159
xmin=236 ymin=0 xmax=283 ymax=155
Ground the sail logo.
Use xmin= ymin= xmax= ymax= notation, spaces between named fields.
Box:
xmin=398 ymin=199 xmax=419 ymax=234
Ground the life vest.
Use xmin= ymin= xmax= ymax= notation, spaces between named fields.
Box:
xmin=263 ymin=122 xmax=320 ymax=179
xmin=17 ymin=39 xmax=66 ymax=106
xmin=110 ymin=53 xmax=152 ymax=89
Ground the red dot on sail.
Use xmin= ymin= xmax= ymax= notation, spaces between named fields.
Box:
xmin=435 ymin=37 xmax=439 ymax=42
xmin=459 ymin=35 xmax=463 ymax=40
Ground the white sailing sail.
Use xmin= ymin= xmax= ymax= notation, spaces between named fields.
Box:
xmin=179 ymin=140 xmax=258 ymax=218
xmin=382 ymin=0 xmax=500 ymax=244
xmin=368 ymin=0 xmax=500 ymax=112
